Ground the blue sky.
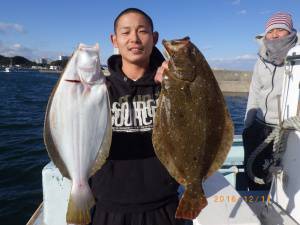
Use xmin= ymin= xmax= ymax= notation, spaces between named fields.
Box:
xmin=0 ymin=0 xmax=299 ymax=71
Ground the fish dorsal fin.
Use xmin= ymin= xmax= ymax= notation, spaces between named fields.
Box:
xmin=44 ymin=80 xmax=71 ymax=179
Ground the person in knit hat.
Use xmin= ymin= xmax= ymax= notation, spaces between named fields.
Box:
xmin=265 ymin=12 xmax=293 ymax=34
xmin=243 ymin=12 xmax=299 ymax=191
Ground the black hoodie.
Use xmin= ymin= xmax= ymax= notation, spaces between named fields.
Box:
xmin=90 ymin=47 xmax=179 ymax=212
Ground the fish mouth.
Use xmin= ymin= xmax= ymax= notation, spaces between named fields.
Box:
xmin=79 ymin=43 xmax=99 ymax=52
xmin=162 ymin=36 xmax=190 ymax=62
xmin=162 ymin=37 xmax=195 ymax=82
xmin=162 ymin=36 xmax=190 ymax=57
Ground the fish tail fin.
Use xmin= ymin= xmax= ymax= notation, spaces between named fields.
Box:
xmin=66 ymin=181 xmax=95 ymax=224
xmin=175 ymin=185 xmax=207 ymax=220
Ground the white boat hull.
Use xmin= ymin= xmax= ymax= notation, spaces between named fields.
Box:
xmin=28 ymin=150 xmax=260 ymax=225
xmin=269 ymin=45 xmax=300 ymax=224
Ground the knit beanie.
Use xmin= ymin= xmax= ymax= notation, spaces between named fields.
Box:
xmin=265 ymin=12 xmax=293 ymax=34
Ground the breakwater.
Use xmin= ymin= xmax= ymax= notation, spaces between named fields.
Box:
xmin=213 ymin=69 xmax=251 ymax=94
xmin=36 ymin=68 xmax=252 ymax=94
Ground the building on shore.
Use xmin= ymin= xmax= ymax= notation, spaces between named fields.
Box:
xmin=36 ymin=58 xmax=50 ymax=64
xmin=58 ymin=55 xmax=69 ymax=61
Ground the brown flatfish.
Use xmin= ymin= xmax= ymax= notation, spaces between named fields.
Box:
xmin=152 ymin=37 xmax=234 ymax=220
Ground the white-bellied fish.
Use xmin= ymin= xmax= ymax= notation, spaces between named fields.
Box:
xmin=152 ymin=37 xmax=234 ymax=220
xmin=44 ymin=43 xmax=112 ymax=224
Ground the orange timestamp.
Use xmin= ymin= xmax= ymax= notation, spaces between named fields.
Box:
xmin=213 ymin=194 xmax=271 ymax=203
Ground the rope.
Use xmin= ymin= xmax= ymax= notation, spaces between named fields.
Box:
xmin=247 ymin=116 xmax=300 ymax=184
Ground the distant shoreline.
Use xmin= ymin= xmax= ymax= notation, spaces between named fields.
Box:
xmin=1 ymin=68 xmax=251 ymax=93
xmin=38 ymin=69 xmax=61 ymax=74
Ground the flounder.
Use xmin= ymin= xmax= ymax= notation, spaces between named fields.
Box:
xmin=44 ymin=43 xmax=112 ymax=224
xmin=152 ymin=37 xmax=234 ymax=220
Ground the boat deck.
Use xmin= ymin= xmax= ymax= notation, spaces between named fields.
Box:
xmin=26 ymin=135 xmax=300 ymax=225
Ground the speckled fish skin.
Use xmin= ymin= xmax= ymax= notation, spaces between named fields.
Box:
xmin=152 ymin=37 xmax=234 ymax=220
xmin=44 ymin=43 xmax=112 ymax=225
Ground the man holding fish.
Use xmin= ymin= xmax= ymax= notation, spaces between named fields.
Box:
xmin=45 ymin=7 xmax=233 ymax=225
xmin=90 ymin=7 xmax=233 ymax=224
xmin=89 ymin=8 xmax=189 ymax=225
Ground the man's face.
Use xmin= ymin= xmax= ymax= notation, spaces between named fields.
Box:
xmin=111 ymin=12 xmax=157 ymax=66
xmin=265 ymin=28 xmax=290 ymax=40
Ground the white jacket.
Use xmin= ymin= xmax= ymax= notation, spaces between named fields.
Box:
xmin=244 ymin=33 xmax=300 ymax=128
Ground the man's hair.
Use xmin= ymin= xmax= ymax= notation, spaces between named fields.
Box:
xmin=114 ymin=8 xmax=154 ymax=33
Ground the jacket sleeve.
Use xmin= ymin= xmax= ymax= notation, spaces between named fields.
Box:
xmin=244 ymin=60 xmax=261 ymax=128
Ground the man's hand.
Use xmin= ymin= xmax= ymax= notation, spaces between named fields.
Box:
xmin=154 ymin=61 xmax=169 ymax=84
